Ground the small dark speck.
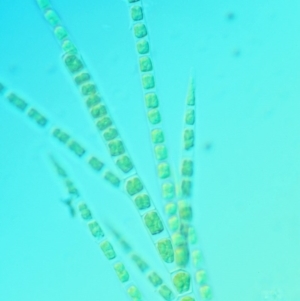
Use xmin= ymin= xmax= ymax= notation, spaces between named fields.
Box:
xmin=61 ymin=197 xmax=76 ymax=218
xmin=203 ymin=142 xmax=213 ymax=151
xmin=226 ymin=12 xmax=236 ymax=21
xmin=232 ymin=48 xmax=241 ymax=57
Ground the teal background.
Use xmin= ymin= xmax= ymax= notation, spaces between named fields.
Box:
xmin=0 ymin=0 xmax=300 ymax=300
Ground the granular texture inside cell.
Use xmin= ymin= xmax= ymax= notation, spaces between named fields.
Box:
xmin=116 ymin=155 xmax=133 ymax=173
xmin=88 ymin=221 xmax=104 ymax=238
xmin=88 ymin=157 xmax=104 ymax=171
xmin=103 ymin=171 xmax=120 ymax=186
xmin=134 ymin=23 xmax=147 ymax=38
xmin=100 ymin=240 xmax=116 ymax=260
xmin=134 ymin=194 xmax=150 ymax=210
xmin=172 ymin=271 xmax=191 ymax=293
xmin=151 ymin=128 xmax=164 ymax=144
xmin=157 ymin=238 xmax=174 ymax=263
xmin=125 ymin=177 xmax=143 ymax=196
xmin=158 ymin=285 xmax=174 ymax=301
xmin=136 ymin=39 xmax=149 ymax=54
xmin=108 ymin=140 xmax=125 ymax=156
xmin=144 ymin=211 xmax=164 ymax=235
xmin=113 ymin=262 xmax=129 ymax=282
xmin=64 ymin=54 xmax=83 ymax=73
xmin=148 ymin=271 xmax=162 ymax=287
xmin=131 ymin=6 xmax=143 ymax=21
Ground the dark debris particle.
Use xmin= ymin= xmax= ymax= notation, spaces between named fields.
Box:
xmin=204 ymin=142 xmax=213 ymax=151
xmin=226 ymin=12 xmax=236 ymax=21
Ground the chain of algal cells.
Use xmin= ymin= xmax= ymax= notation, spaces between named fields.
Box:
xmin=48 ymin=155 xmax=149 ymax=301
xmin=0 ymin=81 xmax=204 ymax=301
xmin=125 ymin=1 xmax=213 ymax=300
xmin=0 ymin=82 xmax=177 ymax=283
xmin=0 ymin=80 xmax=204 ymax=301
xmin=109 ymin=226 xmax=198 ymax=301
xmin=177 ymin=79 xmax=212 ymax=300
xmin=0 ymin=83 xmax=123 ymax=188
xmin=125 ymin=0 xmax=191 ymax=271
xmin=34 ymin=1 xmax=198 ymax=299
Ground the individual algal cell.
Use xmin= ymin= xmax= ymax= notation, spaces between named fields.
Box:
xmin=90 ymin=104 xmax=107 ymax=119
xmin=133 ymin=23 xmax=147 ymax=38
xmin=174 ymin=245 xmax=190 ymax=267
xmin=158 ymin=285 xmax=174 ymax=301
xmin=131 ymin=254 xmax=148 ymax=272
xmin=44 ymin=9 xmax=60 ymax=26
xmin=27 ymin=108 xmax=48 ymax=127
xmin=88 ymin=156 xmax=104 ymax=171
xmin=100 ymin=240 xmax=116 ymax=260
xmin=127 ymin=285 xmax=142 ymax=301
xmin=103 ymin=127 xmax=118 ymax=141
xmin=6 ymin=93 xmax=28 ymax=111
xmin=195 ymin=270 xmax=207 ymax=285
xmin=157 ymin=162 xmax=170 ymax=179
xmin=154 ymin=144 xmax=168 ymax=160
xmin=139 ymin=56 xmax=152 ymax=72
xmin=116 ymin=155 xmax=133 ymax=173
xmin=188 ymin=226 xmax=197 ymax=244
xmin=151 ymin=128 xmax=164 ymax=144
xmin=96 ymin=116 xmax=112 ymax=131
xmin=178 ymin=200 xmax=192 ymax=221
xmin=54 ymin=26 xmax=68 ymax=40
xmin=172 ymin=233 xmax=185 ymax=248
xmin=144 ymin=211 xmax=164 ymax=235
xmin=64 ymin=54 xmax=84 ymax=73
xmin=180 ymin=297 xmax=195 ymax=301
xmin=108 ymin=140 xmax=125 ymax=156
xmin=162 ymin=182 xmax=174 ymax=199
xmin=200 ymin=285 xmax=212 ymax=300
xmin=185 ymin=109 xmax=195 ymax=125
xmin=36 ymin=0 xmax=50 ymax=10
xmin=74 ymin=72 xmax=90 ymax=85
xmin=81 ymin=82 xmax=97 ymax=96
xmin=142 ymin=74 xmax=155 ymax=89
xmin=186 ymin=78 xmax=195 ymax=105
xmin=192 ymin=250 xmax=202 ymax=268
xmin=65 ymin=179 xmax=79 ymax=195
xmin=52 ymin=128 xmax=70 ymax=143
xmin=136 ymin=39 xmax=149 ymax=54
xmin=113 ymin=262 xmax=129 ymax=283
xmin=68 ymin=140 xmax=85 ymax=157
xmin=131 ymin=6 xmax=143 ymax=21
xmin=62 ymin=39 xmax=77 ymax=53
xmin=103 ymin=171 xmax=120 ymax=187
xmin=181 ymin=223 xmax=190 ymax=238
xmin=181 ymin=159 xmax=193 ymax=177
xmin=78 ymin=203 xmax=92 ymax=220
xmin=51 ymin=159 xmax=67 ymax=177
xmin=165 ymin=202 xmax=177 ymax=216
xmin=157 ymin=238 xmax=174 ymax=263
xmin=134 ymin=194 xmax=150 ymax=210
xmin=172 ymin=271 xmax=191 ymax=293
xmin=145 ymin=93 xmax=158 ymax=108
xmin=148 ymin=271 xmax=162 ymax=287
xmin=184 ymin=129 xmax=194 ymax=150
xmin=168 ymin=216 xmax=179 ymax=231
xmin=125 ymin=176 xmax=143 ymax=196
xmin=88 ymin=220 xmax=104 ymax=238
xmin=147 ymin=109 xmax=161 ymax=124
xmin=181 ymin=180 xmax=192 ymax=197
xmin=86 ymin=94 xmax=101 ymax=108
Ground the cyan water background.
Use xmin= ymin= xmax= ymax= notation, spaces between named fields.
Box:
xmin=1 ymin=0 xmax=300 ymax=300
